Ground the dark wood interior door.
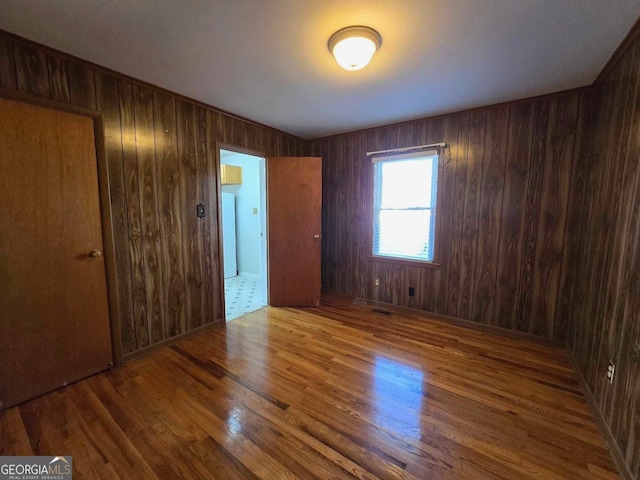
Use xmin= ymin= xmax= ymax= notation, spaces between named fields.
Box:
xmin=0 ymin=98 xmax=113 ymax=409
xmin=267 ymin=157 xmax=322 ymax=306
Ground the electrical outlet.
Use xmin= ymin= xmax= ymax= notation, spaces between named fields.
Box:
xmin=607 ymin=362 xmax=615 ymax=384
xmin=374 ymin=278 xmax=380 ymax=286
xmin=408 ymin=287 xmax=415 ymax=297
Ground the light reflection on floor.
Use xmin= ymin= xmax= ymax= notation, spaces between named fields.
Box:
xmin=373 ymin=357 xmax=424 ymax=440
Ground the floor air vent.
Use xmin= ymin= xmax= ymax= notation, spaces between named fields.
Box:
xmin=372 ymin=308 xmax=392 ymax=316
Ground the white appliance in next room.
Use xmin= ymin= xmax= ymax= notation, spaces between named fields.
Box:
xmin=222 ymin=192 xmax=237 ymax=279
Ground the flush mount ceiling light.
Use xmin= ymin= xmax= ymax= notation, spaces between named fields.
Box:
xmin=328 ymin=26 xmax=382 ymax=71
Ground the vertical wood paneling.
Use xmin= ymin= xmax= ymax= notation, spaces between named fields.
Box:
xmin=578 ymin=86 xmax=612 ymax=386
xmin=471 ymin=106 xmax=509 ymax=324
xmin=555 ymin=94 xmax=592 ymax=343
xmin=205 ymin=110 xmax=223 ymax=324
xmin=382 ymin=263 xmax=393 ymax=304
xmin=133 ymin=85 xmax=165 ymax=345
xmin=446 ymin=114 xmax=469 ymax=317
xmin=566 ymin=29 xmax=640 ymax=478
xmin=514 ymin=100 xmax=548 ymax=333
xmin=321 ymin=136 xmax=337 ymax=293
xmin=493 ymin=102 xmax=534 ymax=330
xmin=357 ymin=133 xmax=370 ymax=299
xmin=594 ymin=51 xmax=638 ymax=426
xmin=419 ymin=268 xmax=436 ymax=312
xmin=153 ymin=92 xmax=187 ymax=337
xmin=0 ymin=33 xmax=306 ymax=359
xmin=529 ymin=94 xmax=579 ymax=338
xmin=176 ymin=100 xmax=204 ymax=331
xmin=119 ymin=80 xmax=148 ymax=350
xmin=606 ymin=57 xmax=640 ymax=472
xmin=95 ymin=72 xmax=135 ymax=355
xmin=47 ymin=56 xmax=69 ymax=103
xmin=197 ymin=106 xmax=215 ymax=326
xmin=582 ymin=66 xmax=622 ymax=395
xmin=336 ymin=135 xmax=350 ymax=295
xmin=68 ymin=61 xmax=96 ymax=109
xmin=457 ymin=111 xmax=486 ymax=319
xmin=421 ymin=118 xmax=444 ymax=311
xmin=350 ymin=133 xmax=365 ymax=298
xmin=0 ymin=37 xmax=16 ymax=88
xmin=434 ymin=116 xmax=460 ymax=315
xmin=391 ymin=264 xmax=404 ymax=306
xmin=14 ymin=43 xmax=49 ymax=97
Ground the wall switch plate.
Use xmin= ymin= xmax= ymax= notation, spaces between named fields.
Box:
xmin=253 ymin=207 xmax=258 ymax=215
xmin=607 ymin=362 xmax=615 ymax=383
xmin=196 ymin=203 xmax=205 ymax=218
xmin=374 ymin=278 xmax=380 ymax=286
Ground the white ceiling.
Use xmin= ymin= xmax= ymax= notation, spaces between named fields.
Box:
xmin=1 ymin=1 xmax=639 ymax=139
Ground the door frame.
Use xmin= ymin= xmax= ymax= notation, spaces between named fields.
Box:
xmin=215 ymin=142 xmax=269 ymax=321
xmin=0 ymin=87 xmax=124 ymax=366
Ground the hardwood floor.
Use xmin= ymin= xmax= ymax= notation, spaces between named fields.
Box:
xmin=0 ymin=295 xmax=619 ymax=479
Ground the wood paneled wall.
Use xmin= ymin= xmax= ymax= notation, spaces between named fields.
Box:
xmin=0 ymin=32 xmax=306 ymax=358
xmin=564 ymin=26 xmax=640 ymax=479
xmin=310 ymin=90 xmax=589 ymax=342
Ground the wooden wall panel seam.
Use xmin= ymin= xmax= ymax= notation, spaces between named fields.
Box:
xmin=133 ymin=84 xmax=166 ymax=345
xmin=467 ymin=114 xmax=489 ymax=321
xmin=488 ymin=108 xmax=510 ymax=327
xmin=95 ymin=72 xmax=135 ymax=356
xmin=14 ymin=42 xmax=50 ymax=98
xmin=516 ymin=99 xmax=548 ymax=335
xmin=119 ymin=80 xmax=148 ymax=351
xmin=472 ymin=106 xmax=510 ymax=325
xmin=458 ymin=111 xmax=487 ymax=320
xmin=46 ymin=56 xmax=70 ymax=104
xmin=553 ymin=94 xmax=584 ymax=341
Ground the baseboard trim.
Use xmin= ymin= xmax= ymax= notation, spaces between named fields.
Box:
xmin=352 ymin=297 xmax=565 ymax=348
xmin=123 ymin=320 xmax=223 ymax=363
xmin=566 ymin=347 xmax=634 ymax=480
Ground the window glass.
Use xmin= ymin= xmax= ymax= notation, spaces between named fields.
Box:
xmin=373 ymin=155 xmax=438 ymax=262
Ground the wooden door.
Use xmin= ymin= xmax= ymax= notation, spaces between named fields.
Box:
xmin=0 ymin=98 xmax=113 ymax=409
xmin=267 ymin=157 xmax=322 ymax=306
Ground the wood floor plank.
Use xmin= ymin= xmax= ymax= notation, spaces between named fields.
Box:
xmin=0 ymin=294 xmax=619 ymax=479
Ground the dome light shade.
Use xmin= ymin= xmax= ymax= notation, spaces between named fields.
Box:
xmin=328 ymin=26 xmax=381 ymax=71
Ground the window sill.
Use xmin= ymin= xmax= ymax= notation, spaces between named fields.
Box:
xmin=367 ymin=255 xmax=441 ymax=269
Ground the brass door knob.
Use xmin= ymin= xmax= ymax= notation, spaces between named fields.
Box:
xmin=88 ymin=250 xmax=102 ymax=259
xmin=313 ymin=234 xmax=321 ymax=240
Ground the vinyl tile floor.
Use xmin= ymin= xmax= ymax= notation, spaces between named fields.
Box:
xmin=224 ymin=273 xmax=267 ymax=322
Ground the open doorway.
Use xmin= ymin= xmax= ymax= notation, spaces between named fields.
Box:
xmin=219 ymin=149 xmax=268 ymax=321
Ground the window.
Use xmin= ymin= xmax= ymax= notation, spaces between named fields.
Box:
xmin=372 ymin=150 xmax=439 ymax=262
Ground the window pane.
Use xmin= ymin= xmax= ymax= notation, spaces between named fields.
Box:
xmin=374 ymin=210 xmax=433 ymax=261
xmin=379 ymin=159 xmax=435 ymax=209
xmin=372 ymin=154 xmax=438 ymax=262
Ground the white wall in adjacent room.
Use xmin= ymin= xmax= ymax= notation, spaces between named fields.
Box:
xmin=221 ymin=151 xmax=264 ymax=276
